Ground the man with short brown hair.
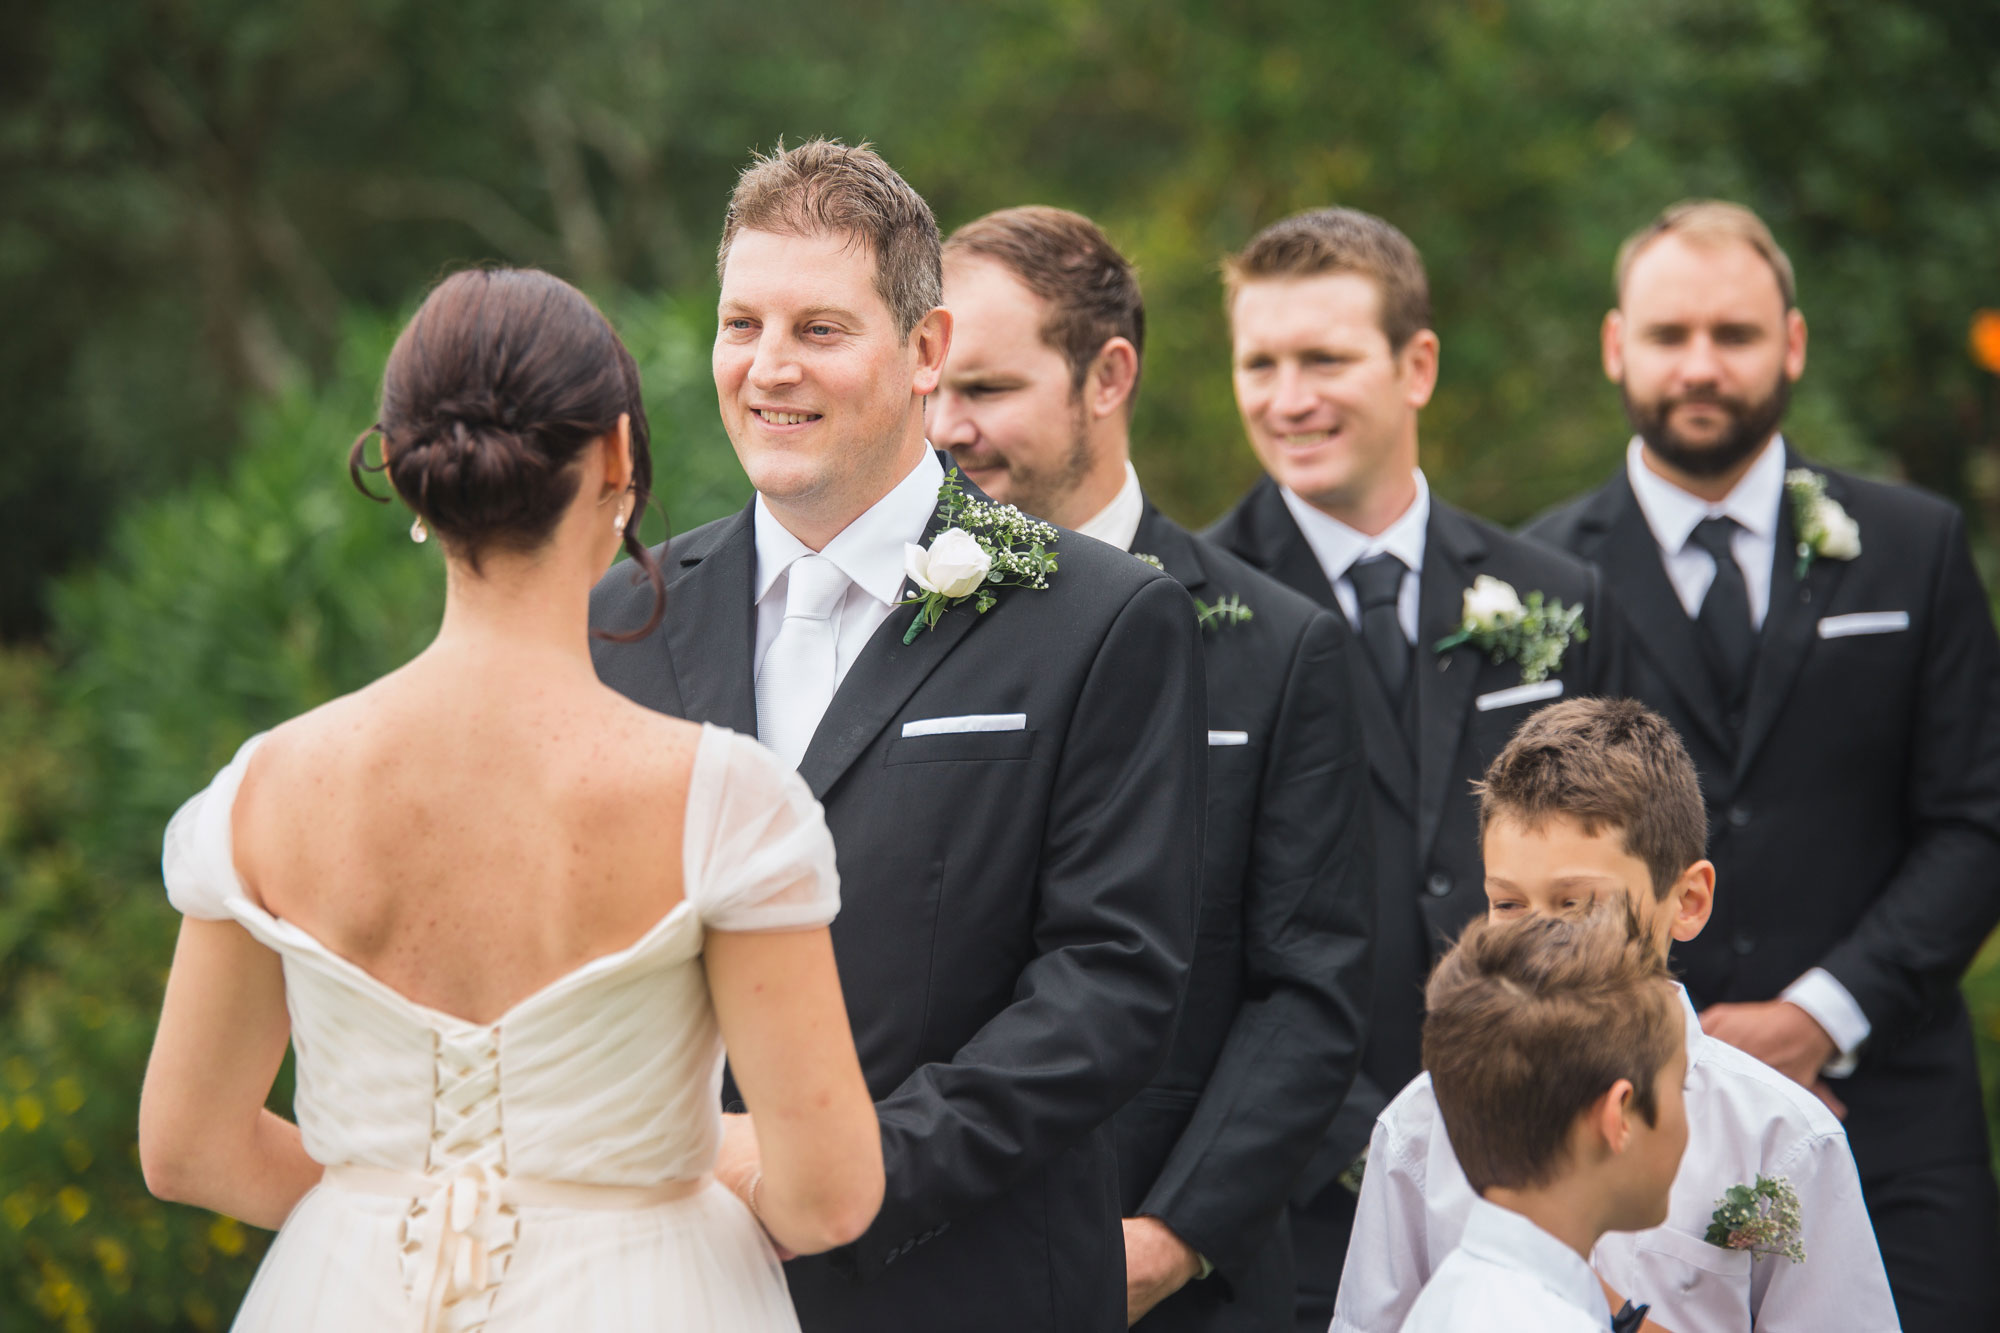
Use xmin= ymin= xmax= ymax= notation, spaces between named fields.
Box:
xmin=1526 ymin=197 xmax=2000 ymax=1326
xmin=594 ymin=140 xmax=1207 ymax=1333
xmin=1204 ymin=207 xmax=1624 ymax=1330
xmin=936 ymin=205 xmax=1375 ymax=1332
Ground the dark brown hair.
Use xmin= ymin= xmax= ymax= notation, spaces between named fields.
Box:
xmin=1424 ymin=904 xmax=1682 ymax=1194
xmin=1222 ymin=207 xmax=1432 ymax=352
xmin=1476 ymin=698 xmax=1705 ymax=900
xmin=1615 ymin=200 xmax=1796 ymax=310
xmin=348 ymin=268 xmax=664 ymax=638
xmin=943 ymin=206 xmax=1146 ymax=404
xmin=718 ymin=138 xmax=942 ymax=338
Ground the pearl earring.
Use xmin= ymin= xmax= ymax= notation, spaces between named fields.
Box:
xmin=410 ymin=516 xmax=428 ymax=544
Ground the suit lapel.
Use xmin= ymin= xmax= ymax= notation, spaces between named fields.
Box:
xmin=663 ymin=505 xmax=759 ymax=735
xmin=795 ymin=468 xmax=985 ymax=801
xmin=1733 ymin=454 xmax=1847 ymax=779
xmin=1133 ymin=503 xmax=1212 ymax=597
xmin=1582 ymin=476 xmax=1735 ymax=756
xmin=1415 ymin=504 xmax=1486 ymax=862
xmin=1242 ymin=478 xmax=1342 ymax=612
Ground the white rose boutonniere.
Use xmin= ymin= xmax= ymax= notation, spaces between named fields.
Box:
xmin=1433 ymin=575 xmax=1587 ymax=683
xmin=1785 ymin=468 xmax=1861 ymax=578
xmin=899 ymin=469 xmax=1059 ymax=642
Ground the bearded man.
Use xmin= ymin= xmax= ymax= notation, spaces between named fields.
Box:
xmin=1525 ymin=199 xmax=2000 ymax=1328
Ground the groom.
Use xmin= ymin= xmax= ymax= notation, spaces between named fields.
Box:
xmin=591 ymin=140 xmax=1207 ymax=1333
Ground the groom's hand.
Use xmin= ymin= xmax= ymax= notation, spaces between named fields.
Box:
xmin=716 ymin=1112 xmax=763 ymax=1199
xmin=1122 ymin=1216 xmax=1202 ymax=1325
xmin=1699 ymin=1000 xmax=1838 ymax=1088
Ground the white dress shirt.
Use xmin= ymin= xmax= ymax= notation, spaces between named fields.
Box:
xmin=1398 ymin=1197 xmax=1611 ymax=1333
xmin=1072 ymin=460 xmax=1145 ymax=553
xmin=1624 ymin=435 xmax=1872 ymax=1074
xmin=753 ymin=446 xmax=943 ymax=702
xmin=1334 ymin=986 xmax=1899 ymax=1333
xmin=1279 ymin=470 xmax=1430 ymax=641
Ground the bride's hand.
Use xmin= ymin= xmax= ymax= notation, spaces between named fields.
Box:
xmin=718 ymin=1113 xmax=795 ymax=1259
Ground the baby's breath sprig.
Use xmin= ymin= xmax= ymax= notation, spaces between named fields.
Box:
xmin=1432 ymin=576 xmax=1587 ymax=684
xmin=1705 ymin=1174 xmax=1806 ymax=1264
xmin=1195 ymin=595 xmax=1254 ymax=631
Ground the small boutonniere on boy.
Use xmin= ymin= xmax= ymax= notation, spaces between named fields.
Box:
xmin=901 ymin=469 xmax=1059 ymax=643
xmin=1784 ymin=468 xmax=1861 ymax=579
xmin=1705 ymin=1174 xmax=1806 ymax=1264
xmin=1432 ymin=575 xmax=1587 ymax=683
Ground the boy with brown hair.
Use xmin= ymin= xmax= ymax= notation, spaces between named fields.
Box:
xmin=1403 ymin=905 xmax=1689 ymax=1331
xmin=1335 ymin=698 xmax=1898 ymax=1331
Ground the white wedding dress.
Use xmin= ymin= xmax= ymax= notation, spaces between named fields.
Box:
xmin=162 ymin=724 xmax=841 ymax=1332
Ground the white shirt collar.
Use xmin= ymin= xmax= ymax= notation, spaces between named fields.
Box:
xmin=1626 ymin=434 xmax=1787 ymax=556
xmin=1280 ymin=469 xmax=1431 ymax=585
xmin=1072 ymin=461 xmax=1146 ymax=553
xmin=753 ymin=447 xmax=944 ymax=608
xmin=1457 ymin=1197 xmax=1613 ymax=1325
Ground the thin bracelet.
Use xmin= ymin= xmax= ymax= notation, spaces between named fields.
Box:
xmin=745 ymin=1171 xmax=766 ymax=1223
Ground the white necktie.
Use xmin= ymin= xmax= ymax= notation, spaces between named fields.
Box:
xmin=756 ymin=554 xmax=850 ymax=768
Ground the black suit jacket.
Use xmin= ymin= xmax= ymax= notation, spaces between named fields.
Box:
xmin=589 ymin=467 xmax=1206 ymax=1333
xmin=1115 ymin=503 xmax=1374 ymax=1333
xmin=1525 ymin=451 xmax=2000 ymax=1177
xmin=1208 ymin=478 xmax=1624 ymax=1198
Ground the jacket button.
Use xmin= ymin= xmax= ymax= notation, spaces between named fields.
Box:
xmin=1727 ymin=805 xmax=1751 ymax=829
xmin=1425 ymin=873 xmax=1452 ymax=898
xmin=1732 ymin=933 xmax=1755 ymax=956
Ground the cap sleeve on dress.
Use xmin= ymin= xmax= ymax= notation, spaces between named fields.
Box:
xmin=685 ymin=726 xmax=841 ymax=933
xmin=161 ymin=733 xmax=267 ymax=921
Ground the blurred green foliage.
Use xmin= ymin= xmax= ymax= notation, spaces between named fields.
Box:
xmin=3 ymin=0 xmax=1999 ymax=1325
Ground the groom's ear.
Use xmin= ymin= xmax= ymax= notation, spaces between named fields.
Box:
xmin=911 ymin=306 xmax=953 ymax=398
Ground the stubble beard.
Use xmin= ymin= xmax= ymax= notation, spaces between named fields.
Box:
xmin=1002 ymin=397 xmax=1097 ymax=524
xmin=1622 ymin=374 xmax=1791 ymax=480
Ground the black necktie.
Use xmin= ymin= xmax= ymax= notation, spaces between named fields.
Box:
xmin=1349 ymin=552 xmax=1412 ymax=710
xmin=1689 ymin=516 xmax=1755 ymax=704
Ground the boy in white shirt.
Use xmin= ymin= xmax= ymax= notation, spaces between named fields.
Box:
xmin=1402 ymin=902 xmax=1689 ymax=1332
xmin=1337 ymin=698 xmax=1899 ymax=1332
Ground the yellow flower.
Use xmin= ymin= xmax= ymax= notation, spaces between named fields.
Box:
xmin=208 ymin=1214 xmax=247 ymax=1256
xmin=14 ymin=1094 xmax=44 ymax=1132
xmin=56 ymin=1186 xmax=89 ymax=1224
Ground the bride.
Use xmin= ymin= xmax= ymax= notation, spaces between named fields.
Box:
xmin=137 ymin=267 xmax=882 ymax=1331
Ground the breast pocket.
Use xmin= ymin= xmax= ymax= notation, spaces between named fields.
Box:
xmin=884 ymin=729 xmax=1036 ymax=765
xmin=1599 ymin=1225 xmax=1753 ymax=1332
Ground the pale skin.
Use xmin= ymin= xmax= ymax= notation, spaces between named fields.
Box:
xmin=1229 ymin=272 xmax=1438 ymax=538
xmin=714 ymin=227 xmax=951 ymax=552
xmin=707 ymin=224 xmax=951 ymax=1229
xmin=1605 ymin=235 xmax=1840 ymax=1102
xmin=1482 ymin=811 xmax=1708 ymax=1333
xmin=936 ymin=253 xmax=1196 ymax=1323
xmin=140 ymin=417 xmax=883 ymax=1255
xmin=932 ymin=253 xmax=1137 ymax=531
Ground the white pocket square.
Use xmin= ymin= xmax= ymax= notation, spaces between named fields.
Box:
xmin=900 ymin=713 xmax=1028 ymax=738
xmin=1207 ymin=730 xmax=1250 ymax=747
xmin=1475 ymin=680 xmax=1565 ymax=713
xmin=1817 ymin=611 xmax=1909 ymax=639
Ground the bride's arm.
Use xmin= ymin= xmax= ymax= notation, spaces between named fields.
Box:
xmin=140 ymin=917 xmax=322 ymax=1229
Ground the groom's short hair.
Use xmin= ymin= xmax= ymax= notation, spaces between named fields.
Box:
xmin=1424 ymin=903 xmax=1681 ymax=1194
xmin=1475 ymin=698 xmax=1704 ymax=900
xmin=718 ymin=138 xmax=942 ymax=338
xmin=943 ymin=207 xmax=1146 ymax=403
xmin=1223 ymin=208 xmax=1431 ymax=352
xmin=1615 ymin=200 xmax=1796 ymax=310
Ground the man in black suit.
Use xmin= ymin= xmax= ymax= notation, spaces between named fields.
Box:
xmin=1200 ymin=208 xmax=1623 ymax=1332
xmin=1525 ymin=199 xmax=2000 ymax=1326
xmin=933 ymin=205 xmax=1374 ymax=1332
xmin=589 ymin=141 xmax=1206 ymax=1333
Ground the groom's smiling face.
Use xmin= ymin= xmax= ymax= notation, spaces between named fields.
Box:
xmin=715 ymin=227 xmax=945 ymax=534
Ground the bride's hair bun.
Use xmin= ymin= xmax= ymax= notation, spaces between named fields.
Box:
xmin=349 ymin=268 xmax=664 ymax=635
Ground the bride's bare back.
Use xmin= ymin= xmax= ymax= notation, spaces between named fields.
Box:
xmin=233 ymin=657 xmax=699 ymax=1025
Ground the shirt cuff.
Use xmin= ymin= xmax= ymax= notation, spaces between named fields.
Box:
xmin=1782 ymin=968 xmax=1870 ymax=1078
